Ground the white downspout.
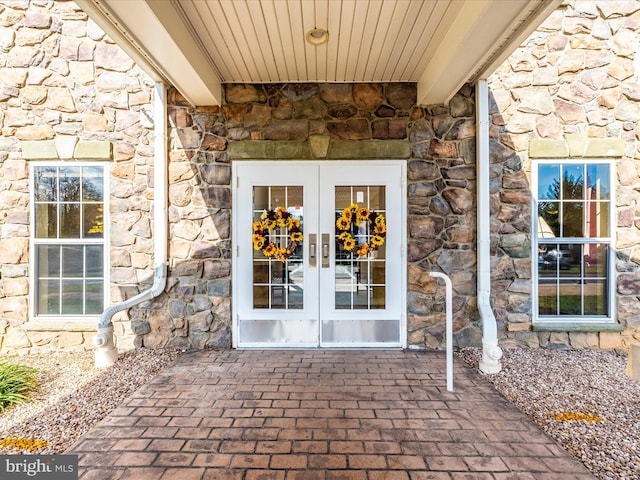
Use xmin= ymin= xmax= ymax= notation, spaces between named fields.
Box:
xmin=476 ymin=79 xmax=503 ymax=374
xmin=95 ymin=81 xmax=168 ymax=368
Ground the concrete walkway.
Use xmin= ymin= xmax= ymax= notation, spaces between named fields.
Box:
xmin=70 ymin=350 xmax=594 ymax=480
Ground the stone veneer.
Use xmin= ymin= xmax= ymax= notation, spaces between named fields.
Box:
xmin=0 ymin=0 xmax=155 ymax=353
xmin=158 ymin=83 xmax=480 ymax=351
xmin=2 ymin=0 xmax=640 ymax=354
xmin=487 ymin=0 xmax=640 ymax=349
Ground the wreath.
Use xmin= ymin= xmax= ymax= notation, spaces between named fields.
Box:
xmin=252 ymin=207 xmax=303 ymax=262
xmin=336 ymin=203 xmax=386 ymax=257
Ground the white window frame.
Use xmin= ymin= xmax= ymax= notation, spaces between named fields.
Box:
xmin=29 ymin=161 xmax=110 ymax=323
xmin=532 ymin=158 xmax=616 ymax=325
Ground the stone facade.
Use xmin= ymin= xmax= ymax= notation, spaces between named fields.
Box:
xmin=155 ymin=82 xmax=479 ymax=351
xmin=488 ymin=0 xmax=640 ymax=349
xmin=1 ymin=0 xmax=640 ymax=354
xmin=0 ymin=0 xmax=155 ymax=353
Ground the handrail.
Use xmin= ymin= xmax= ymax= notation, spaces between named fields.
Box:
xmin=430 ymin=271 xmax=453 ymax=392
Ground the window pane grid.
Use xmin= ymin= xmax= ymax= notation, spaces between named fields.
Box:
xmin=334 ymin=185 xmax=386 ymax=311
xmin=535 ymin=160 xmax=611 ymax=320
xmin=252 ymin=185 xmax=304 ymax=310
xmin=33 ymin=165 xmax=106 ymax=318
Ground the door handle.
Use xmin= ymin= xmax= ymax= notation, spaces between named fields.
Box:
xmin=308 ymin=233 xmax=317 ymax=267
xmin=322 ymin=233 xmax=330 ymax=268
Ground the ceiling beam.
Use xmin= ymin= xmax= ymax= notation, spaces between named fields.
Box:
xmin=77 ymin=0 xmax=222 ymax=106
xmin=416 ymin=0 xmax=562 ymax=106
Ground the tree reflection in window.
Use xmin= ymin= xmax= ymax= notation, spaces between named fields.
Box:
xmin=33 ymin=165 xmax=105 ymax=317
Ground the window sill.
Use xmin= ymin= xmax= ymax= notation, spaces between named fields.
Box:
xmin=532 ymin=322 xmax=623 ymax=333
xmin=24 ymin=320 xmax=98 ymax=332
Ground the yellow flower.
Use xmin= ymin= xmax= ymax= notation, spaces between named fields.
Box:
xmin=375 ymin=215 xmax=385 ymax=226
xmin=338 ymin=231 xmax=352 ymax=241
xmin=356 ymin=207 xmax=370 ymax=223
xmin=554 ymin=412 xmax=602 ymax=422
xmin=264 ymin=219 xmax=276 ymax=230
xmin=0 ymin=437 xmax=50 ymax=452
xmin=276 ymin=207 xmax=287 ymax=217
xmin=252 ymin=221 xmax=263 ymax=231
xmin=336 ymin=216 xmax=350 ymax=230
xmin=342 ymin=207 xmax=353 ymax=221
xmin=276 ymin=217 xmax=286 ymax=227
xmin=371 ymin=235 xmax=385 ymax=247
xmin=263 ymin=243 xmax=276 ymax=256
xmin=356 ymin=244 xmax=369 ymax=256
xmin=291 ymin=219 xmax=300 ymax=229
xmin=348 ymin=203 xmax=358 ymax=212
xmin=275 ymin=247 xmax=290 ymax=262
xmin=374 ymin=223 xmax=386 ymax=234
xmin=252 ymin=234 xmax=265 ymax=250
xmin=290 ymin=231 xmax=303 ymax=242
xmin=343 ymin=237 xmax=356 ymax=251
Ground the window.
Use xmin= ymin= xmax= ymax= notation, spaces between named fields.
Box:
xmin=533 ymin=160 xmax=614 ymax=323
xmin=31 ymin=164 xmax=107 ymax=318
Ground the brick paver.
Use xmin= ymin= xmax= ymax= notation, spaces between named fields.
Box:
xmin=70 ymin=350 xmax=595 ymax=479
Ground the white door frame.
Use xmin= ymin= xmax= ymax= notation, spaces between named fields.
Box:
xmin=231 ymin=160 xmax=407 ymax=348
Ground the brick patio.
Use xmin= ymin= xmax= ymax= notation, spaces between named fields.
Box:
xmin=70 ymin=350 xmax=595 ymax=479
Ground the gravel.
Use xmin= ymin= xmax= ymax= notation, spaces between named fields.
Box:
xmin=0 ymin=347 xmax=638 ymax=479
xmin=458 ymin=348 xmax=640 ymax=480
xmin=0 ymin=348 xmax=181 ymax=455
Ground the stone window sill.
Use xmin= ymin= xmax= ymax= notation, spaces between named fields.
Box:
xmin=532 ymin=322 xmax=624 ymax=333
xmin=24 ymin=320 xmax=98 ymax=332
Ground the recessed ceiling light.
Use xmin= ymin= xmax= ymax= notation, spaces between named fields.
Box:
xmin=306 ymin=28 xmax=329 ymax=46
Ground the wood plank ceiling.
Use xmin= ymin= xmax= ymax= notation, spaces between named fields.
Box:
xmin=179 ymin=0 xmax=458 ymax=84
xmin=78 ymin=0 xmax=562 ymax=106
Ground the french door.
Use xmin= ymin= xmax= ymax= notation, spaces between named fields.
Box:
xmin=232 ymin=161 xmax=406 ymax=348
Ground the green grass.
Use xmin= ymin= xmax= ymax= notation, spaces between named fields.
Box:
xmin=539 ymin=295 xmax=606 ymax=316
xmin=0 ymin=360 xmax=38 ymax=411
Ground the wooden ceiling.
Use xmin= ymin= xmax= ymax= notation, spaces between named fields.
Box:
xmin=78 ymin=0 xmax=561 ymax=106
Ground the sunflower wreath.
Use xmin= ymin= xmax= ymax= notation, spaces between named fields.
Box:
xmin=335 ymin=203 xmax=386 ymax=257
xmin=252 ymin=207 xmax=303 ymax=262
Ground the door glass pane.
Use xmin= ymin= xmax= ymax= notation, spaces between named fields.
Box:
xmin=334 ymin=186 xmax=386 ymax=310
xmin=252 ymin=185 xmax=304 ymax=310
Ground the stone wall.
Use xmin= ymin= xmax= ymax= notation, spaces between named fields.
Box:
xmin=487 ymin=0 xmax=640 ymax=349
xmin=155 ymin=83 xmax=480 ymax=351
xmin=0 ymin=0 xmax=155 ymax=353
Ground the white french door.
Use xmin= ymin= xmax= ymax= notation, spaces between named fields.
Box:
xmin=232 ymin=161 xmax=406 ymax=348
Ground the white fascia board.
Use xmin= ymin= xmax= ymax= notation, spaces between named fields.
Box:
xmin=77 ymin=0 xmax=222 ymax=106
xmin=417 ymin=0 xmax=562 ymax=106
